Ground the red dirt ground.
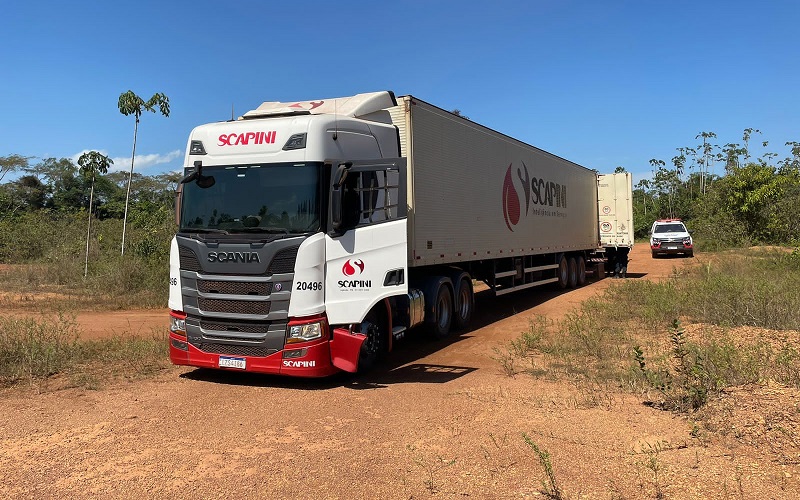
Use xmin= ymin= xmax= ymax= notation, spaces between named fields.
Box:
xmin=1 ymin=246 xmax=798 ymax=498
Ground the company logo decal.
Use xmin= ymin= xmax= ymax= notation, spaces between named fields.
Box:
xmin=218 ymin=131 xmax=277 ymax=146
xmin=289 ymin=100 xmax=324 ymax=111
xmin=283 ymin=360 xmax=316 ymax=368
xmin=342 ymin=259 xmax=365 ymax=276
xmin=207 ymin=251 xmax=261 ymax=263
xmin=338 ymin=259 xmax=370 ymax=290
xmin=501 ymin=162 xmax=568 ymax=232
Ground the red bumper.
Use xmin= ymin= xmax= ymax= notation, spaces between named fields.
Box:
xmin=169 ymin=332 xmax=340 ymax=377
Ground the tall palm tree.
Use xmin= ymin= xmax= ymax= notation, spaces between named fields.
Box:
xmin=118 ymin=90 xmax=170 ymax=255
xmin=77 ymin=151 xmax=113 ymax=277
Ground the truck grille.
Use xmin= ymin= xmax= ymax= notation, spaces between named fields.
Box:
xmin=268 ymin=246 xmax=299 ymax=274
xmin=179 ymin=246 xmax=202 ymax=272
xmin=191 ymin=341 xmax=278 ymax=358
xmin=198 ymin=298 xmax=271 ymax=315
xmin=197 ymin=279 xmax=272 ymax=296
xmin=200 ymin=319 xmax=276 ymax=334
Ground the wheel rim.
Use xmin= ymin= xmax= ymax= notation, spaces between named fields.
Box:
xmin=437 ymin=290 xmax=452 ymax=330
xmin=360 ymin=319 xmax=381 ymax=357
xmin=458 ymin=284 xmax=471 ymax=320
xmin=558 ymin=258 xmax=568 ymax=286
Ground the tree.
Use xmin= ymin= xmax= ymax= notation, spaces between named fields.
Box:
xmin=695 ymin=131 xmax=717 ymax=195
xmin=614 ymin=166 xmax=627 ymax=173
xmin=742 ymin=128 xmax=761 ymax=162
xmin=0 ymin=154 xmax=30 ymax=183
xmin=78 ymin=151 xmax=113 ymax=277
xmin=118 ymin=90 xmax=170 ymax=255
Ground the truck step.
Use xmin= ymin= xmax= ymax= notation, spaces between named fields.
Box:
xmin=392 ymin=326 xmax=406 ymax=340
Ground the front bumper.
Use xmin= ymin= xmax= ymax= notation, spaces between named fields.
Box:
xmin=169 ymin=331 xmax=340 ymax=378
xmin=651 ymin=242 xmax=693 ymax=255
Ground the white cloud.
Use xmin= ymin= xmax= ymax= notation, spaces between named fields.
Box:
xmin=71 ymin=149 xmax=182 ymax=172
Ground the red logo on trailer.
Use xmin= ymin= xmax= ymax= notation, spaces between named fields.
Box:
xmin=502 ymin=164 xmax=521 ymax=231
xmin=342 ymin=259 xmax=365 ymax=276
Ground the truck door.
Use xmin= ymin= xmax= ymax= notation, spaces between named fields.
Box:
xmin=324 ymin=158 xmax=407 ymax=326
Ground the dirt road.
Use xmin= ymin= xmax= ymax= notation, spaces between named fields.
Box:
xmin=1 ymin=247 xmax=797 ymax=498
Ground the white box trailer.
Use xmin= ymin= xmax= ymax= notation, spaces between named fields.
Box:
xmin=387 ymin=96 xmax=600 ymax=268
xmin=169 ymin=91 xmax=629 ymax=377
xmin=597 ymin=173 xmax=634 ymax=248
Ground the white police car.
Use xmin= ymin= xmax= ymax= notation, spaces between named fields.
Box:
xmin=650 ymin=219 xmax=693 ymax=258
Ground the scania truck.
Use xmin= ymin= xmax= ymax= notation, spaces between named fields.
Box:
xmin=168 ymin=91 xmax=632 ymax=377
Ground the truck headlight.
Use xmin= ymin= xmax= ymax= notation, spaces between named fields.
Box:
xmin=170 ymin=311 xmax=187 ymax=337
xmin=287 ymin=322 xmax=323 ymax=343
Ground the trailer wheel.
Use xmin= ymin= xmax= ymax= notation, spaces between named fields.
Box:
xmin=568 ymin=257 xmax=578 ymax=288
xmin=577 ymin=256 xmax=587 ymax=286
xmin=557 ymin=255 xmax=569 ymax=289
xmin=429 ymin=283 xmax=454 ymax=339
xmin=453 ymin=276 xmax=474 ymax=331
xmin=357 ymin=309 xmax=385 ymax=372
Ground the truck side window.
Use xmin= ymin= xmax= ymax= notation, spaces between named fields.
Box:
xmin=354 ymin=168 xmax=401 ymax=226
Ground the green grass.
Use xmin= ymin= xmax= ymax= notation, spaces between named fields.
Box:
xmin=497 ymin=246 xmax=800 ymax=412
xmin=0 ymin=211 xmax=171 ymax=310
xmin=0 ymin=314 xmax=170 ymax=390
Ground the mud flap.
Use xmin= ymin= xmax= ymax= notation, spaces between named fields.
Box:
xmin=330 ymin=327 xmax=366 ymax=373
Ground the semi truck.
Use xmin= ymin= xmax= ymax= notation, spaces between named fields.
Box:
xmin=168 ymin=91 xmax=633 ymax=377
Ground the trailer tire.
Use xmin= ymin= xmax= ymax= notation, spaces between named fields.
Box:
xmin=567 ymin=257 xmax=578 ymax=288
xmin=428 ymin=283 xmax=454 ymax=339
xmin=577 ymin=256 xmax=587 ymax=286
xmin=453 ymin=276 xmax=474 ymax=331
xmin=557 ymin=255 xmax=569 ymax=289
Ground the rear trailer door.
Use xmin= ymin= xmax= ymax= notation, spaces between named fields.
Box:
xmin=325 ymin=158 xmax=408 ymax=325
xmin=598 ymin=173 xmax=634 ymax=248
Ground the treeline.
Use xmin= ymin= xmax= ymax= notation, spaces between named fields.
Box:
xmin=0 ymin=155 xmax=179 ymax=306
xmin=627 ymin=130 xmax=800 ymax=248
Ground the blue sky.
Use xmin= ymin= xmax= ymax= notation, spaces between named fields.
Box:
xmin=1 ymin=1 xmax=797 ymax=184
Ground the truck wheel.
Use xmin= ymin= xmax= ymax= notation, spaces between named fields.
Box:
xmin=568 ymin=257 xmax=578 ymax=288
xmin=577 ymin=256 xmax=587 ymax=286
xmin=357 ymin=310 xmax=385 ymax=372
xmin=428 ymin=283 xmax=454 ymax=339
xmin=453 ymin=277 xmax=473 ymax=331
xmin=557 ymin=255 xmax=569 ymax=289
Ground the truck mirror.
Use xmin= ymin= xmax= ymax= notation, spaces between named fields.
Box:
xmin=330 ymin=162 xmax=352 ymax=234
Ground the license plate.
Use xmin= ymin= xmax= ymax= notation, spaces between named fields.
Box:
xmin=219 ymin=356 xmax=246 ymax=369
xmin=667 ymin=246 xmax=678 ymax=250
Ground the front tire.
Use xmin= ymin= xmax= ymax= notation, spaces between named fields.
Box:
xmin=357 ymin=310 xmax=385 ymax=372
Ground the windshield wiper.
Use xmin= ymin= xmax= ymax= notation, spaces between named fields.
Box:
xmin=183 ymin=228 xmax=229 ymax=235
xmin=232 ymin=227 xmax=290 ymax=234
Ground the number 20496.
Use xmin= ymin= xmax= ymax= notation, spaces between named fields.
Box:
xmin=296 ymin=281 xmax=322 ymax=291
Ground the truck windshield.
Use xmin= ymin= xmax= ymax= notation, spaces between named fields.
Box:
xmin=180 ymin=162 xmax=321 ymax=234
xmin=654 ymin=223 xmax=686 ymax=233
